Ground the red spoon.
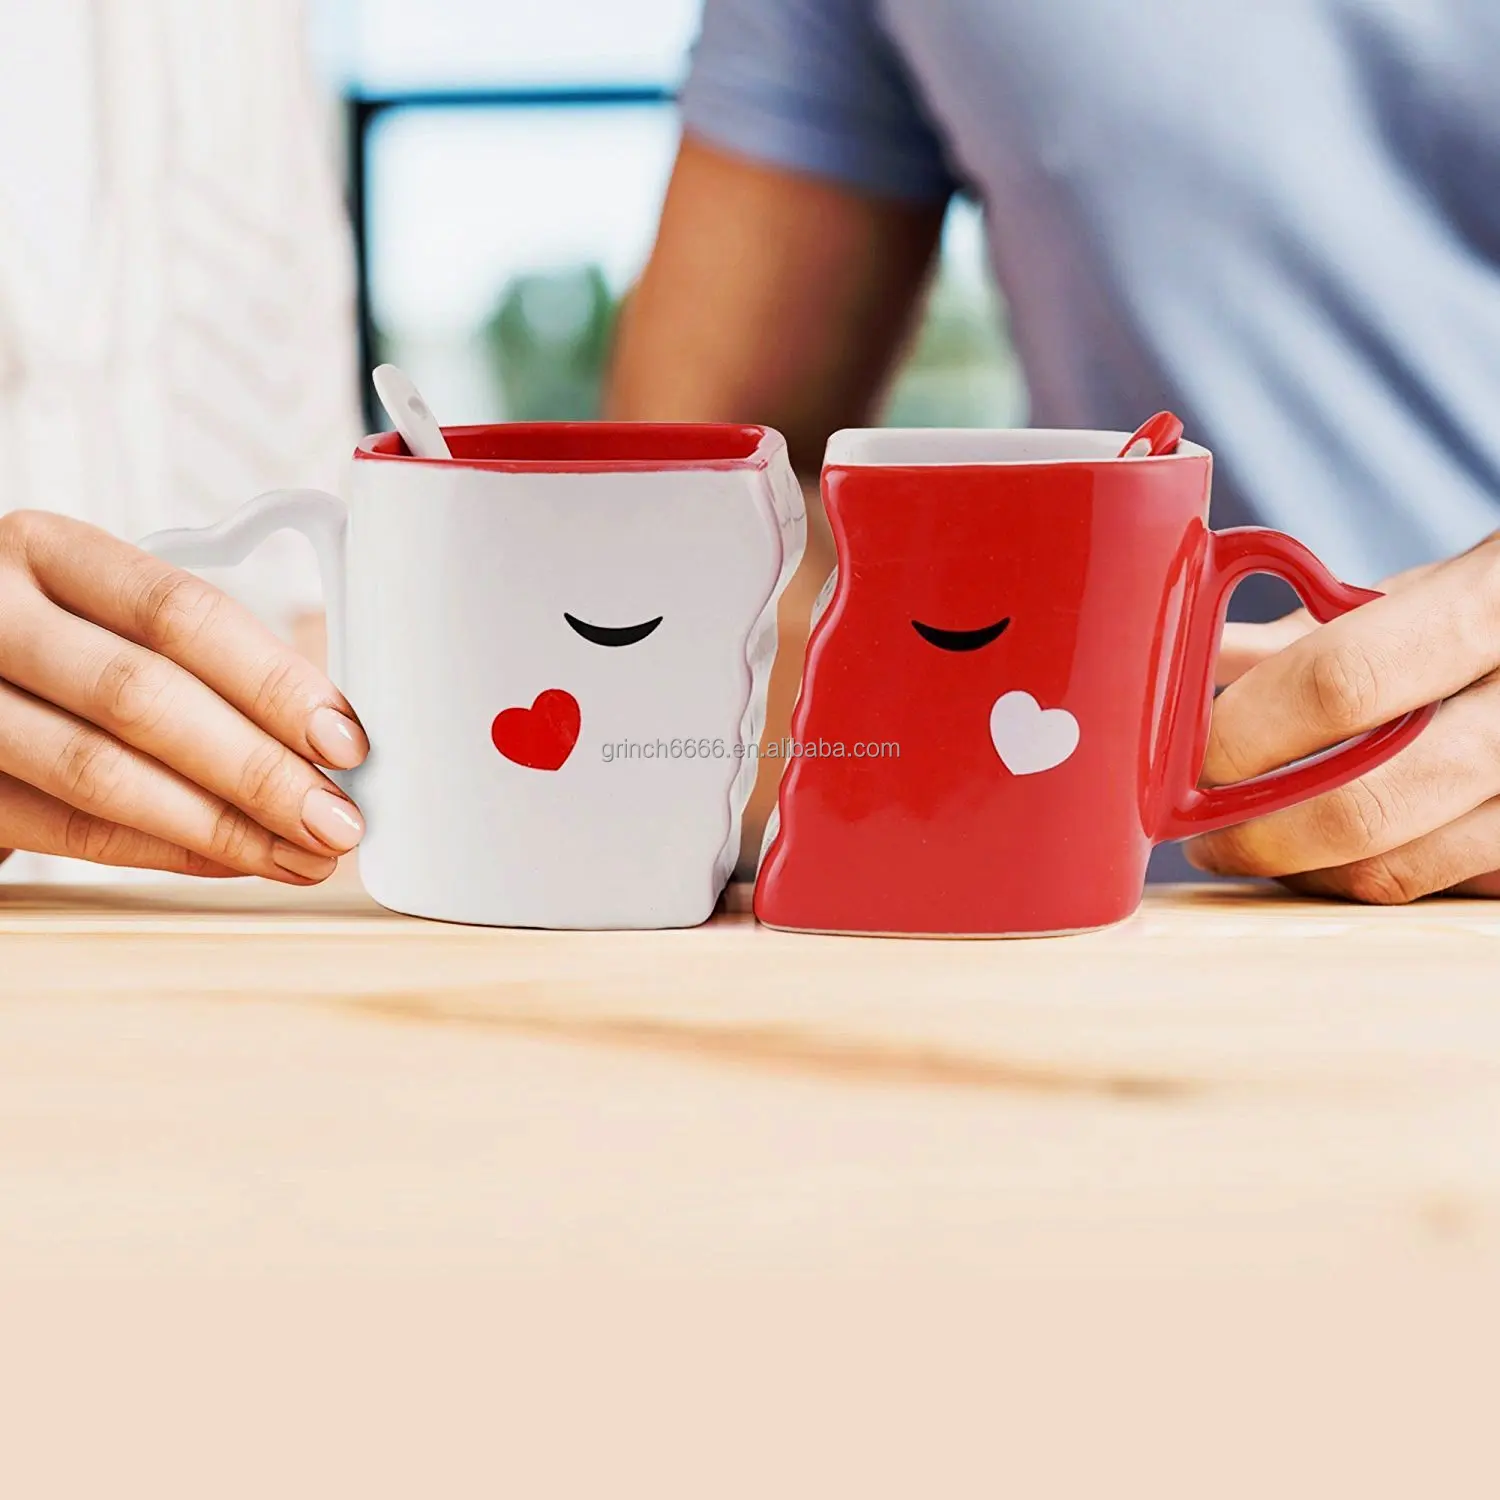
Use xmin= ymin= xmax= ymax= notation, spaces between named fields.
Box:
xmin=1117 ymin=411 xmax=1184 ymax=459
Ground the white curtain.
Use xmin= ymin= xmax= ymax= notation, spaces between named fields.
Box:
xmin=0 ymin=0 xmax=362 ymax=883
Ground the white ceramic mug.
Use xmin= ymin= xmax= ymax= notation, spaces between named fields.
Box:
xmin=141 ymin=423 xmax=806 ymax=929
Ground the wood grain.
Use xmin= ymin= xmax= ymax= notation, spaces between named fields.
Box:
xmin=1 ymin=879 xmax=1496 ymax=1496
xmin=5 ymin=879 xmax=1498 ymax=1091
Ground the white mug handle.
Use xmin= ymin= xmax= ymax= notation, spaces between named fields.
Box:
xmin=139 ymin=490 xmax=352 ymax=787
xmin=139 ymin=488 xmax=349 ymax=689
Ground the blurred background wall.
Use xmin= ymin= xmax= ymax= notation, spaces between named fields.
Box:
xmin=313 ymin=0 xmax=1027 ymax=433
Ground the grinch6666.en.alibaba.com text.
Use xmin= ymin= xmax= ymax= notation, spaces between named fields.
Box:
xmin=600 ymin=738 xmax=900 ymax=765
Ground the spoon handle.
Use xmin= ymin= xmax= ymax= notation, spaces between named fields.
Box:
xmin=1117 ymin=411 xmax=1184 ymax=459
xmin=373 ymin=364 xmax=453 ymax=460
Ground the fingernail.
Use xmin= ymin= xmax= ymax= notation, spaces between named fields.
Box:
xmin=272 ymin=841 xmax=339 ymax=882
xmin=302 ymin=788 xmax=365 ymax=853
xmin=307 ymin=707 xmax=369 ymax=770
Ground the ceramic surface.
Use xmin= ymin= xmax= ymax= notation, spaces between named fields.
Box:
xmin=753 ymin=427 xmax=1435 ymax=938
xmin=143 ymin=424 xmax=806 ymax=930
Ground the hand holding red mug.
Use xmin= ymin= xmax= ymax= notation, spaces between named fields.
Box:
xmin=1188 ymin=533 xmax=1500 ymax=901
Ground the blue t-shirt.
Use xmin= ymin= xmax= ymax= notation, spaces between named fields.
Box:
xmin=679 ymin=0 xmax=1500 ymax=585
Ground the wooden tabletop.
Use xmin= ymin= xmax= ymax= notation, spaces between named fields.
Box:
xmin=2 ymin=879 xmax=1497 ymax=1496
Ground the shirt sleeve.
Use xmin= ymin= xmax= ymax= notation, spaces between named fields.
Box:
xmin=678 ymin=0 xmax=958 ymax=204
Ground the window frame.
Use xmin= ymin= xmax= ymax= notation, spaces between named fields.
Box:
xmin=346 ymin=85 xmax=676 ymax=429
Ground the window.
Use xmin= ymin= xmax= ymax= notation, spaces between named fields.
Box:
xmin=319 ymin=0 xmax=1025 ymax=430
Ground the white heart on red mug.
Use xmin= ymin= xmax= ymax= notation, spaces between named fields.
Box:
xmin=989 ymin=691 xmax=1080 ymax=776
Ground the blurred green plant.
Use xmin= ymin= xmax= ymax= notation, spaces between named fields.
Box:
xmin=484 ymin=265 xmax=619 ymax=421
xmin=882 ymin=265 xmax=1026 ymax=429
xmin=475 ymin=253 xmax=1023 ymax=428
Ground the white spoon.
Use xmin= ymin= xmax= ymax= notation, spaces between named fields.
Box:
xmin=372 ymin=364 xmax=453 ymax=460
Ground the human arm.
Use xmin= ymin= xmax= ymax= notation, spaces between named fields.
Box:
xmin=606 ymin=134 xmax=946 ymax=476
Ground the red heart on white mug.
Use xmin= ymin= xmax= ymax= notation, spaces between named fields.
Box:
xmin=989 ymin=691 xmax=1080 ymax=776
xmin=491 ymin=689 xmax=581 ymax=771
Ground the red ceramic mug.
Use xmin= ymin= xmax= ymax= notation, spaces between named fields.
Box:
xmin=754 ymin=425 xmax=1437 ymax=937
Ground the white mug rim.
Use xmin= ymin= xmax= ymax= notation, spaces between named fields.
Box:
xmin=824 ymin=427 xmax=1212 ymax=469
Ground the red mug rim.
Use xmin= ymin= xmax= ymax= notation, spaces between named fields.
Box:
xmin=355 ymin=422 xmax=780 ymax=474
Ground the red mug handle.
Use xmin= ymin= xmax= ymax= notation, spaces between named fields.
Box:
xmin=1157 ymin=527 xmax=1438 ymax=842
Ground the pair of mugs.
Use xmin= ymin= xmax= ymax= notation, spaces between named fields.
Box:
xmin=144 ymin=421 xmax=1431 ymax=937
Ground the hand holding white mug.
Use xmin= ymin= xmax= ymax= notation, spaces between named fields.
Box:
xmin=0 ymin=510 xmax=368 ymax=882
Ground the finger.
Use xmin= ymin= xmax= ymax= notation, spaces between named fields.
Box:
xmin=1186 ymin=676 xmax=1500 ymax=879
xmin=1450 ymin=871 xmax=1500 ymax=898
xmin=0 ymin=591 xmax=363 ymax=856
xmin=5 ymin=511 xmax=368 ymax=770
xmin=1278 ymin=795 xmax=1500 ymax=906
xmin=0 ymin=681 xmax=339 ymax=884
xmin=0 ymin=772 xmax=244 ymax=879
xmin=1214 ymin=557 xmax=1452 ymax=688
xmin=1204 ymin=534 xmax=1500 ymax=784
xmin=1373 ymin=557 xmax=1448 ymax=594
xmin=1216 ymin=614 xmax=1316 ymax=686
